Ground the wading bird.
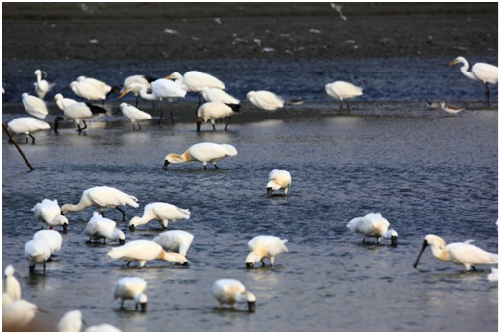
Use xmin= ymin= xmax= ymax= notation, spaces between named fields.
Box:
xmin=119 ymin=103 xmax=152 ymax=130
xmin=413 ymin=234 xmax=498 ymax=271
xmin=54 ymin=102 xmax=93 ymax=133
xmin=114 ymin=277 xmax=148 ymax=312
xmin=440 ymin=102 xmax=465 ymax=115
xmin=266 ymin=169 xmax=292 ymax=197
xmin=247 ymin=90 xmax=284 ymax=111
xmin=32 ymin=199 xmax=68 ymax=231
xmin=163 ymin=142 xmax=238 ymax=170
xmin=22 ymin=93 xmax=49 ymax=119
xmin=61 ymin=186 xmax=139 ymax=220
xmin=34 ymin=69 xmax=54 ymax=99
xmin=33 ymin=230 xmax=63 ymax=257
xmin=84 ymin=212 xmax=126 ymax=245
xmin=153 ymin=230 xmax=194 ymax=257
xmin=25 ymin=238 xmax=52 ymax=273
xmin=245 ymin=235 xmax=288 ymax=268
xmin=211 ymin=279 xmax=256 ymax=312
xmin=121 ymin=74 xmax=157 ymax=107
xmin=325 ymin=81 xmax=363 ymax=112
xmin=128 ymin=202 xmax=190 ymax=231
xmin=107 ymin=240 xmax=188 ymax=267
xmin=449 ymin=56 xmax=498 ymax=105
xmin=197 ymin=101 xmax=240 ymax=131
xmin=346 ymin=212 xmax=398 ymax=246
xmin=7 ymin=117 xmax=50 ymax=144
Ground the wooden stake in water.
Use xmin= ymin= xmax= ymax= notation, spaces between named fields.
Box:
xmin=2 ymin=121 xmax=34 ymax=171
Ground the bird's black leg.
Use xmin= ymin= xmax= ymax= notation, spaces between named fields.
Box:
xmin=135 ymin=96 xmax=139 ymax=108
xmin=138 ymin=121 xmax=142 ymax=130
xmin=43 ymin=262 xmax=46 ymax=273
xmin=116 ymin=207 xmax=126 ymax=220
xmin=485 ymin=82 xmax=490 ymax=106
xmin=157 ymin=100 xmax=164 ymax=126
xmin=126 ymin=262 xmax=130 ymax=267
xmin=29 ymin=264 xmax=35 ymax=273
xmin=132 ymin=123 xmax=136 ymax=131
xmin=224 ymin=117 xmax=230 ymax=131
xmin=77 ymin=120 xmax=88 ymax=133
xmin=169 ymin=104 xmax=175 ymax=126
xmin=339 ymin=101 xmax=343 ymax=113
xmin=212 ymin=123 xmax=216 ymax=131
xmin=29 ymin=134 xmax=36 ymax=144
xmin=345 ymin=101 xmax=351 ymax=113
xmin=471 ymin=266 xmax=477 ymax=271
xmin=195 ymin=93 xmax=202 ymax=117
xmin=261 ymin=261 xmax=265 ymax=267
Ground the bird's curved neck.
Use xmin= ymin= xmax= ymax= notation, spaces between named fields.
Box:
xmin=459 ymin=60 xmax=478 ymax=80
xmin=138 ymin=88 xmax=157 ymax=101
xmin=429 ymin=243 xmax=450 ymax=262
xmin=169 ymin=151 xmax=192 ymax=164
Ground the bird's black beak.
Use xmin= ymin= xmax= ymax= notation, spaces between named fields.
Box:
xmin=196 ymin=117 xmax=203 ymax=132
xmin=181 ymin=262 xmax=189 ymax=266
xmin=391 ymin=235 xmax=398 ymax=247
xmin=62 ymin=223 xmax=68 ymax=233
xmin=413 ymin=239 xmax=428 ymax=268
xmin=140 ymin=302 xmax=147 ymax=313
xmin=246 ymin=262 xmax=254 ymax=269
xmin=129 ymin=225 xmax=135 ymax=232
xmin=248 ymin=301 xmax=256 ymax=312
xmin=163 ymin=160 xmax=170 ymax=170
xmin=266 ymin=188 xmax=273 ymax=198
xmin=119 ymin=239 xmax=126 ymax=245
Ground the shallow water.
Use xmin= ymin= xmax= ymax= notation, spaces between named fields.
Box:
xmin=2 ymin=104 xmax=498 ymax=331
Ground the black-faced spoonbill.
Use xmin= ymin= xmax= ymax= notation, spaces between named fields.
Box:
xmin=114 ymin=277 xmax=148 ymax=312
xmin=4 ymin=265 xmax=21 ymax=302
xmin=61 ymin=186 xmax=139 ymax=220
xmin=246 ymin=90 xmax=285 ymax=111
xmin=119 ymin=103 xmax=152 ymax=130
xmin=325 ymin=81 xmax=363 ymax=112
xmin=153 ymin=230 xmax=194 ymax=257
xmin=245 ymin=235 xmax=288 ymax=268
xmin=128 ymin=202 xmax=190 ymax=231
xmin=7 ymin=117 xmax=51 ymax=144
xmin=54 ymin=102 xmax=93 ymax=133
xmin=24 ymin=239 xmax=52 ymax=273
xmin=107 ymin=240 xmax=188 ymax=267
xmin=200 ymin=87 xmax=240 ymax=104
xmin=211 ymin=279 xmax=256 ymax=312
xmin=196 ymin=101 xmax=240 ymax=131
xmin=449 ymin=56 xmax=498 ymax=105
xmin=266 ymin=169 xmax=292 ymax=197
xmin=163 ymin=142 xmax=238 ymax=170
xmin=34 ymin=69 xmax=54 ymax=99
xmin=32 ymin=199 xmax=68 ymax=231
xmin=33 ymin=230 xmax=63 ymax=258
xmin=346 ymin=212 xmax=398 ymax=246
xmin=413 ymin=234 xmax=498 ymax=271
xmin=84 ymin=212 xmax=126 ymax=245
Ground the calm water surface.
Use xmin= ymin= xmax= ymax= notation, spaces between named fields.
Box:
xmin=2 ymin=106 xmax=498 ymax=331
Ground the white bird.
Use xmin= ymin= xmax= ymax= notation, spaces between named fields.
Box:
xmin=114 ymin=277 xmax=148 ymax=312
xmin=7 ymin=117 xmax=51 ymax=144
xmin=54 ymin=93 xmax=78 ymax=111
xmin=197 ymin=101 xmax=240 ymax=131
xmin=4 ymin=265 xmax=21 ymax=302
xmin=128 ymin=202 xmax=190 ymax=231
xmin=166 ymin=71 xmax=225 ymax=92
xmin=119 ymin=80 xmax=186 ymax=124
xmin=54 ymin=102 xmax=94 ymax=133
xmin=70 ymin=81 xmax=105 ymax=101
xmin=85 ymin=324 xmax=122 ymax=332
xmin=119 ymin=103 xmax=152 ymax=130
xmin=122 ymin=74 xmax=156 ymax=107
xmin=449 ymin=56 xmax=498 ymax=105
xmin=57 ymin=309 xmax=83 ymax=332
xmin=211 ymin=279 xmax=256 ymax=312
xmin=246 ymin=90 xmax=284 ymax=111
xmin=200 ymin=87 xmax=240 ymax=104
xmin=153 ymin=230 xmax=194 ymax=257
xmin=245 ymin=235 xmax=288 ymax=268
xmin=61 ymin=186 xmax=139 ymax=220
xmin=107 ymin=240 xmax=188 ymax=267
xmin=25 ymin=239 xmax=52 ymax=273
xmin=84 ymin=212 xmax=126 ymax=245
xmin=440 ymin=102 xmax=465 ymax=115
xmin=76 ymin=76 xmax=120 ymax=100
xmin=32 ymin=198 xmax=69 ymax=231
xmin=163 ymin=142 xmax=238 ymax=170
xmin=21 ymin=93 xmax=49 ymax=119
xmin=346 ymin=212 xmax=398 ymax=246
xmin=2 ymin=299 xmax=39 ymax=331
xmin=413 ymin=234 xmax=499 ymax=271
xmin=325 ymin=81 xmax=363 ymax=112
xmin=266 ymin=169 xmax=292 ymax=197
xmin=33 ymin=230 xmax=63 ymax=256
xmin=487 ymin=267 xmax=498 ymax=282
xmin=34 ymin=69 xmax=54 ymax=99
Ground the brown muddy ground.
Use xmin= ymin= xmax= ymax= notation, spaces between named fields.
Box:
xmin=2 ymin=2 xmax=498 ymax=62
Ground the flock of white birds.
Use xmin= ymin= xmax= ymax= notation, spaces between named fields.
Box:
xmin=5 ymin=56 xmax=498 ymax=144
xmin=3 ymin=56 xmax=499 ymax=331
